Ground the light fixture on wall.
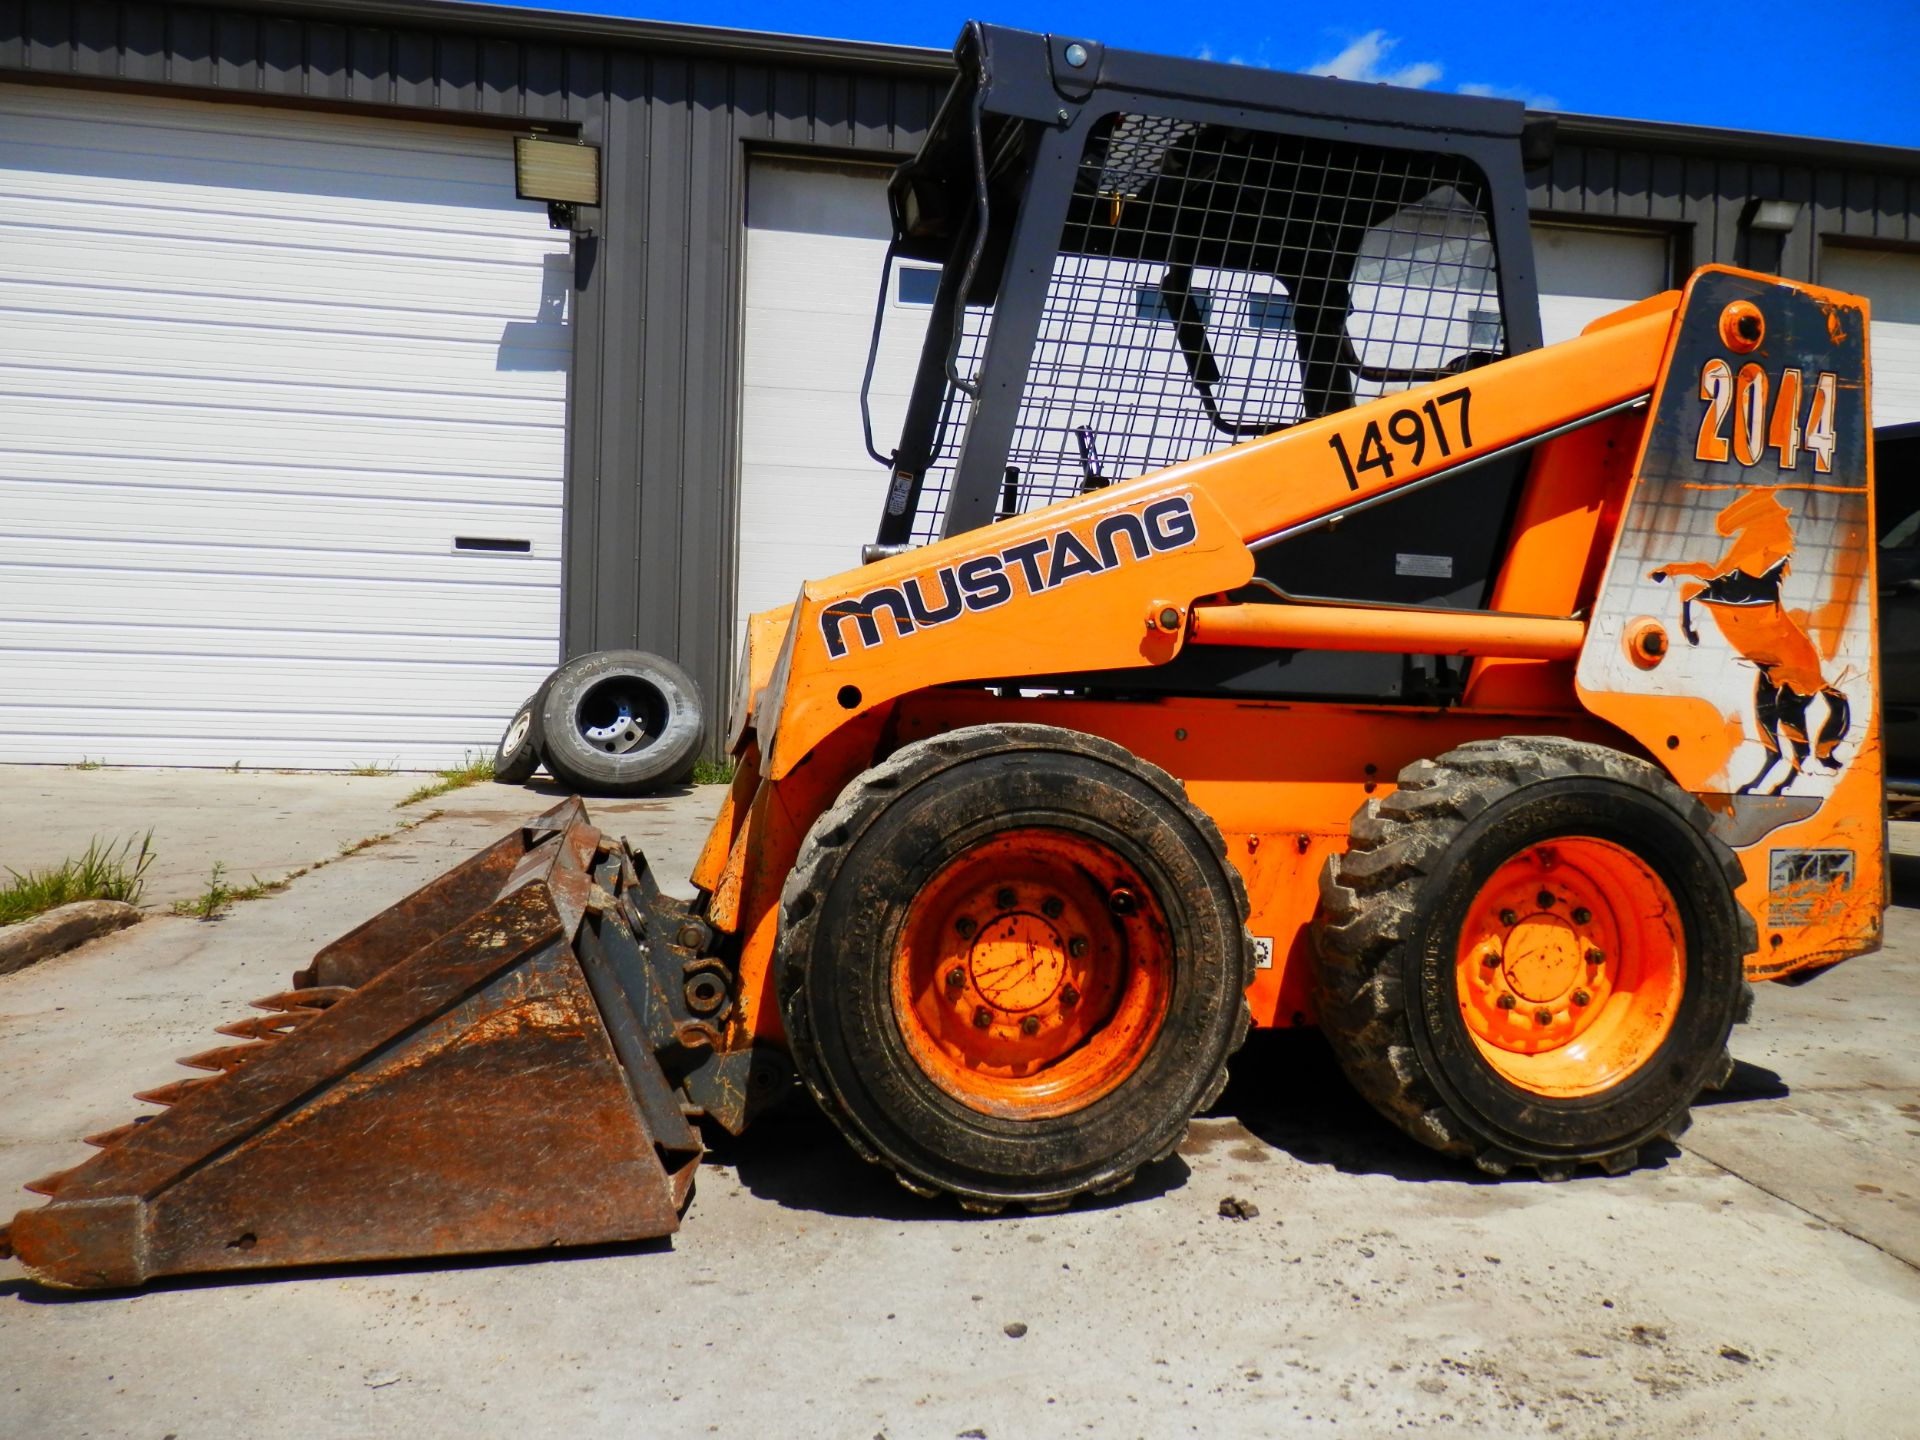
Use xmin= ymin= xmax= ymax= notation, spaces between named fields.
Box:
xmin=515 ymin=134 xmax=600 ymax=232
xmin=1745 ymin=197 xmax=1802 ymax=234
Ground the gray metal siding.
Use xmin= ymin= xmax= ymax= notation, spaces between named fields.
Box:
xmin=572 ymin=54 xmax=941 ymax=720
xmin=0 ymin=0 xmax=943 ymax=735
xmin=1529 ymin=141 xmax=1920 ymax=281
xmin=5 ymin=0 xmax=1919 ymax=739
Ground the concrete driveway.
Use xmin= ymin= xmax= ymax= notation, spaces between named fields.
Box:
xmin=1 ymin=768 xmax=1915 ymax=1437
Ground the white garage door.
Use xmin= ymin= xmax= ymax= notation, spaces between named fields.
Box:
xmin=736 ymin=158 xmax=932 ymax=649
xmin=1820 ymin=245 xmax=1920 ymax=426
xmin=0 ymin=85 xmax=569 ymax=769
xmin=1532 ymin=223 xmax=1672 ymax=345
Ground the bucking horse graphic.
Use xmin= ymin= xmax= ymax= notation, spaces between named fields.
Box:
xmin=1650 ymin=488 xmax=1852 ymax=796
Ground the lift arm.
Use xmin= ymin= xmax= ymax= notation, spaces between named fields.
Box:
xmin=753 ymin=294 xmax=1677 ymax=781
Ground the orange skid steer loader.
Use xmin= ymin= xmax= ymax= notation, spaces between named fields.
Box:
xmin=3 ymin=24 xmax=1883 ymax=1288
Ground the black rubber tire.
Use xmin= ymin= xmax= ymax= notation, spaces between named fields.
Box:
xmin=1314 ymin=736 xmax=1755 ymax=1180
xmin=537 ymin=649 xmax=703 ymax=796
xmin=491 ymin=686 xmax=548 ymax=785
xmin=776 ymin=723 xmax=1254 ymax=1213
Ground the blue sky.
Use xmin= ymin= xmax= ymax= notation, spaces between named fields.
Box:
xmin=489 ymin=1 xmax=1920 ymax=147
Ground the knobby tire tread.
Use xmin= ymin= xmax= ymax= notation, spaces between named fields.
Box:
xmin=777 ymin=723 xmax=1253 ymax=1211
xmin=1314 ymin=736 xmax=1755 ymax=1180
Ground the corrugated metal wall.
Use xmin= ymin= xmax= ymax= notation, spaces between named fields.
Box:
xmin=0 ymin=0 xmax=944 ymax=736
xmin=3 ymin=0 xmax=1917 ymax=740
xmin=1530 ymin=139 xmax=1920 ymax=280
xmin=558 ymin=52 xmax=938 ymax=734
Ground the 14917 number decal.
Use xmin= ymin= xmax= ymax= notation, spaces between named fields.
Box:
xmin=1327 ymin=388 xmax=1473 ymax=491
xmin=1695 ymin=359 xmax=1837 ymax=473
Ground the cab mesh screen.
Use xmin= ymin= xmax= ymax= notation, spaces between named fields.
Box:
xmin=908 ymin=114 xmax=1505 ymax=543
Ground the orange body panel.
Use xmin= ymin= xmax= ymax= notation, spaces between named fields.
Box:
xmin=1573 ymin=271 xmax=1881 ymax=978
xmin=704 ymin=267 xmax=1881 ymax=1054
xmin=1463 ymin=408 xmax=1643 ymax=711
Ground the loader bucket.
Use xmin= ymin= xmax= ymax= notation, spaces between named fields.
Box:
xmin=0 ymin=798 xmax=704 ymax=1289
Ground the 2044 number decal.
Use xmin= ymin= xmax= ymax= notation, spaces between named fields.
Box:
xmin=1327 ymin=388 xmax=1474 ymax=492
xmin=1695 ymin=359 xmax=1837 ymax=473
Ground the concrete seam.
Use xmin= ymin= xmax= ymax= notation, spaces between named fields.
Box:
xmin=1680 ymin=1141 xmax=1920 ymax=1276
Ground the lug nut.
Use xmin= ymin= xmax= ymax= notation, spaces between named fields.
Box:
xmin=1586 ymin=947 xmax=1605 ymax=965
xmin=1061 ymin=984 xmax=1080 ymax=1008
xmin=1499 ymin=909 xmax=1518 ymax=927
xmin=1480 ymin=949 xmax=1501 ymax=969
xmin=1572 ymin=989 xmax=1591 ymax=1007
xmin=1572 ymin=908 xmax=1592 ymax=925
xmin=1534 ymin=1008 xmax=1554 ymax=1027
xmin=972 ymin=1006 xmax=993 ymax=1030
xmin=996 ymin=887 xmax=1018 ymax=909
xmin=1109 ymin=888 xmax=1137 ymax=916
xmin=956 ymin=916 xmax=976 ymax=939
xmin=684 ymin=974 xmax=727 ymax=1015
xmin=1042 ymin=896 xmax=1064 ymax=919
xmin=946 ymin=966 xmax=966 ymax=993
xmin=1497 ymin=994 xmax=1517 ymax=1011
xmin=1536 ymin=890 xmax=1555 ymax=908
xmin=1068 ymin=937 xmax=1088 ymax=958
xmin=1020 ymin=1015 xmax=1041 ymax=1037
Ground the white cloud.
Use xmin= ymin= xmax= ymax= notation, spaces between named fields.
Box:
xmin=1310 ymin=30 xmax=1442 ymax=89
xmin=1193 ymin=37 xmax=1278 ymax=70
xmin=1459 ymin=80 xmax=1561 ymax=110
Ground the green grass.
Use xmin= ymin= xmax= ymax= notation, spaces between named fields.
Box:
xmin=166 ymin=807 xmax=446 ymax=921
xmin=398 ymin=752 xmax=496 ymax=807
xmin=691 ymin=755 xmax=737 ymax=786
xmin=347 ymin=760 xmax=397 ymax=776
xmin=0 ymin=832 xmax=154 ymax=927
xmin=170 ymin=861 xmax=294 ymax=921
xmin=70 ymin=757 xmax=105 ymax=771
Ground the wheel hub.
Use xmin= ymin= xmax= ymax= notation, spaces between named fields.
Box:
xmin=1502 ymin=914 xmax=1581 ymax=1003
xmin=575 ymin=674 xmax=672 ymax=758
xmin=581 ymin=696 xmax=647 ymax=753
xmin=1455 ymin=838 xmax=1684 ymax=1096
xmin=891 ymin=830 xmax=1172 ymax=1119
xmin=502 ymin=711 xmax=532 ymax=754
xmin=935 ymin=878 xmax=1109 ymax=1062
xmin=967 ymin=911 xmax=1068 ymax=1012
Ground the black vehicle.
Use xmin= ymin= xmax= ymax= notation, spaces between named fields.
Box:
xmin=1878 ymin=421 xmax=1920 ymax=781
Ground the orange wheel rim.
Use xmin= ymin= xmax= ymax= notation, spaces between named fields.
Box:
xmin=891 ymin=828 xmax=1173 ymax=1120
xmin=1455 ymin=837 xmax=1684 ymax=1098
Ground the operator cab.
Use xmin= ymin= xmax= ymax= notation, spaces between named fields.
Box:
xmin=864 ymin=23 xmax=1550 ymax=702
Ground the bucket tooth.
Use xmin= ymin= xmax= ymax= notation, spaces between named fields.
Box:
xmin=83 ymin=1119 xmax=152 ymax=1149
xmin=251 ymin=986 xmax=353 ymax=1012
xmin=23 ymin=1165 xmax=82 ymax=1197
xmin=215 ymin=1012 xmax=312 ymax=1040
xmin=177 ymin=1042 xmax=268 ymax=1074
xmin=132 ymin=1075 xmax=219 ymax=1107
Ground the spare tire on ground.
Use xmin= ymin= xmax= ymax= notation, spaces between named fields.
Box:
xmin=537 ymin=649 xmax=704 ymax=796
xmin=491 ymin=686 xmax=549 ymax=785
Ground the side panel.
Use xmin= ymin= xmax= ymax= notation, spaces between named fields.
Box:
xmin=1576 ymin=267 xmax=1880 ymax=976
